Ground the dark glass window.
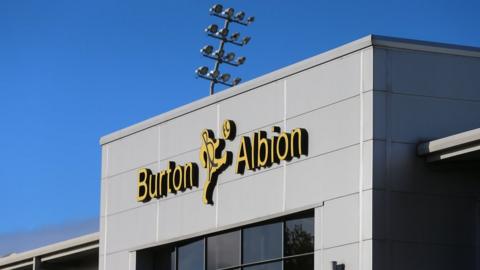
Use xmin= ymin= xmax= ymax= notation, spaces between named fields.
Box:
xmin=243 ymin=261 xmax=282 ymax=270
xmin=137 ymin=210 xmax=314 ymax=270
xmin=207 ymin=230 xmax=240 ymax=270
xmin=284 ymin=254 xmax=314 ymax=270
xmin=284 ymin=216 xmax=314 ymax=256
xmin=178 ymin=239 xmax=204 ymax=270
xmin=243 ymin=222 xmax=282 ymax=264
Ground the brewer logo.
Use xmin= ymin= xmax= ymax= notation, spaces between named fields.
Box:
xmin=136 ymin=119 xmax=308 ymax=205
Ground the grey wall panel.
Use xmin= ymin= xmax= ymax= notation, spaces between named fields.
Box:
xmin=104 ymin=252 xmax=130 ymax=270
xmin=105 ymin=203 xmax=157 ymax=254
xmin=323 ymin=194 xmax=359 ymax=249
xmin=159 ymin=105 xmax=217 ymax=160
xmin=284 ymin=145 xmax=359 ymax=210
xmin=389 ymin=241 xmax=475 ymax=270
xmin=105 ymin=169 xmax=155 ymax=216
xmin=286 ymin=51 xmax=362 ymax=118
xmin=217 ymin=167 xmax=284 ymax=227
xmin=389 ymin=49 xmax=480 ymax=100
xmin=321 ymin=242 xmax=359 ymax=270
xmin=156 ymin=189 xmax=217 ymax=242
xmin=106 ymin=127 xmax=159 ymax=178
xmin=387 ymin=191 xmax=475 ymax=246
xmin=389 ymin=93 xmax=480 ymax=143
xmin=219 ymin=80 xmax=284 ymax=135
xmin=287 ymin=96 xmax=360 ymax=157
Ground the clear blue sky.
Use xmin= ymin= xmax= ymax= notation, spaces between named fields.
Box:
xmin=0 ymin=0 xmax=479 ymax=252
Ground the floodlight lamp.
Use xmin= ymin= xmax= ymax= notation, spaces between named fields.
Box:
xmin=223 ymin=7 xmax=234 ymax=17
xmin=208 ymin=70 xmax=220 ymax=79
xmin=235 ymin=11 xmax=245 ymax=21
xmin=220 ymin=73 xmax=231 ymax=82
xmin=247 ymin=16 xmax=255 ymax=24
xmin=213 ymin=49 xmax=224 ymax=58
xmin=230 ymin=32 xmax=240 ymax=41
xmin=224 ymin=52 xmax=235 ymax=62
xmin=201 ymin=45 xmax=214 ymax=55
xmin=218 ymin=28 xmax=229 ymax=37
xmin=242 ymin=36 xmax=251 ymax=45
xmin=196 ymin=66 xmax=209 ymax=76
xmin=210 ymin=4 xmax=223 ymax=14
xmin=236 ymin=56 xmax=246 ymax=65
xmin=232 ymin=77 xmax=242 ymax=85
xmin=206 ymin=24 xmax=219 ymax=33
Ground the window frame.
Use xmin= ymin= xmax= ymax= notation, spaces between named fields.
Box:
xmin=137 ymin=210 xmax=314 ymax=270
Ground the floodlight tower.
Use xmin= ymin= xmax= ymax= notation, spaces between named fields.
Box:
xmin=195 ymin=4 xmax=254 ymax=95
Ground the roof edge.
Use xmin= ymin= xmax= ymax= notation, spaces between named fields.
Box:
xmin=0 ymin=232 xmax=99 ymax=267
xmin=100 ymin=34 xmax=480 ymax=145
xmin=417 ymin=128 xmax=480 ymax=156
xmin=99 ymin=34 xmax=375 ymax=145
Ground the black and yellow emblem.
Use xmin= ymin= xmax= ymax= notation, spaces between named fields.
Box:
xmin=199 ymin=120 xmax=235 ymax=205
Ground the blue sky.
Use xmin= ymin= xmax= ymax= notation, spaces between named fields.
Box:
xmin=0 ymin=0 xmax=479 ymax=254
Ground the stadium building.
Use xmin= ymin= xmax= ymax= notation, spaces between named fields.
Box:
xmin=2 ymin=35 xmax=480 ymax=270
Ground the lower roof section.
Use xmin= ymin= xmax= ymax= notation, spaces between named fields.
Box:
xmin=0 ymin=233 xmax=99 ymax=270
xmin=417 ymin=128 xmax=480 ymax=162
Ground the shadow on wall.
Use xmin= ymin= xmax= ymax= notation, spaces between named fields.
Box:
xmin=0 ymin=217 xmax=99 ymax=256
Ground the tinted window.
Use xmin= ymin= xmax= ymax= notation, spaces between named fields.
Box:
xmin=243 ymin=261 xmax=282 ymax=270
xmin=284 ymin=254 xmax=314 ymax=270
xmin=284 ymin=216 xmax=314 ymax=256
xmin=243 ymin=222 xmax=282 ymax=263
xmin=207 ymin=230 xmax=240 ymax=270
xmin=178 ymin=239 xmax=204 ymax=270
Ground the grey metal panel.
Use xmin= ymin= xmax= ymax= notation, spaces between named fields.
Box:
xmin=155 ymin=189 xmax=216 ymax=242
xmin=284 ymin=145 xmax=360 ymax=210
xmin=105 ymin=168 xmax=157 ymax=216
xmin=323 ymin=194 xmax=359 ymax=249
xmin=106 ymin=127 xmax=159 ymax=178
xmin=387 ymin=142 xmax=480 ymax=194
xmin=104 ymin=252 xmax=130 ymax=270
xmin=389 ymin=241 xmax=475 ymax=270
xmin=105 ymin=203 xmax=157 ymax=254
xmin=389 ymin=93 xmax=480 ymax=143
xmin=321 ymin=242 xmax=359 ymax=270
xmin=285 ymin=51 xmax=361 ymax=118
xmin=286 ymin=96 xmax=360 ymax=157
xmin=387 ymin=191 xmax=475 ymax=246
xmin=389 ymin=49 xmax=480 ymax=100
xmin=217 ymin=167 xmax=284 ymax=227
xmin=218 ymin=80 xmax=284 ymax=136
xmin=159 ymin=105 xmax=217 ymax=160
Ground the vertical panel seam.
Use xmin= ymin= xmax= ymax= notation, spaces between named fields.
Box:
xmin=359 ymin=50 xmax=365 ymax=270
xmin=103 ymin=145 xmax=109 ymax=270
xmin=216 ymin=103 xmax=220 ymax=227
xmin=156 ymin=126 xmax=161 ymax=242
xmin=283 ymin=80 xmax=288 ymax=212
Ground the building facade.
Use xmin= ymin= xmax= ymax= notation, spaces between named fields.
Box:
xmin=2 ymin=35 xmax=480 ymax=270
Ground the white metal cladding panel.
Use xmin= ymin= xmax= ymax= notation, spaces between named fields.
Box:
xmin=287 ymin=95 xmax=361 ymax=156
xmin=284 ymin=145 xmax=360 ymax=210
xmin=105 ymin=203 xmax=157 ymax=254
xmin=104 ymin=251 xmax=130 ymax=270
xmin=106 ymin=126 xmax=159 ymax=178
xmin=216 ymin=167 xmax=284 ymax=227
xmin=159 ymin=105 xmax=217 ymax=160
xmin=218 ymin=80 xmax=284 ymax=136
xmin=285 ymin=50 xmax=363 ymax=118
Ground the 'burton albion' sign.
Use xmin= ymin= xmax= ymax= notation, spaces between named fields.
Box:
xmin=136 ymin=120 xmax=308 ymax=205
